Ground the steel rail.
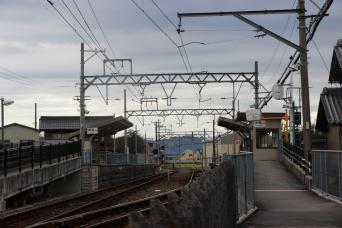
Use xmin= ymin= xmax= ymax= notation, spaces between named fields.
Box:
xmin=29 ymin=171 xmax=195 ymax=228
xmin=0 ymin=172 xmax=166 ymax=227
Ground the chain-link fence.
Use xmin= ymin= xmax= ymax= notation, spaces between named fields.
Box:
xmin=224 ymin=151 xmax=255 ymax=220
xmin=312 ymin=150 xmax=342 ymax=200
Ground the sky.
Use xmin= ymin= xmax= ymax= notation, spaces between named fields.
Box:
xmin=0 ymin=0 xmax=341 ymax=138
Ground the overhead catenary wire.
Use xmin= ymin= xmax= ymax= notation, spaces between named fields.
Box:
xmin=72 ymin=0 xmax=103 ymax=52
xmin=149 ymin=0 xmax=201 ymax=101
xmin=72 ymin=0 xmax=140 ymax=97
xmin=311 ymin=38 xmax=330 ymax=73
xmin=87 ymin=0 xmax=117 ymax=59
xmin=46 ymin=0 xmax=140 ymax=100
xmin=262 ymin=0 xmax=297 ymax=76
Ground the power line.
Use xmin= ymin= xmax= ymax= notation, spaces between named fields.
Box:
xmin=311 ymin=38 xmax=330 ymax=73
xmin=204 ymin=36 xmax=255 ymax=45
xmin=129 ymin=0 xmax=179 ymax=47
xmin=149 ymin=0 xmax=200 ymax=101
xmin=60 ymin=0 xmax=101 ymax=50
xmin=72 ymin=0 xmax=103 ymax=51
xmin=47 ymin=0 xmax=140 ymax=100
xmin=271 ymin=15 xmax=297 ymax=82
xmin=87 ymin=0 xmax=117 ymax=59
xmin=262 ymin=0 xmax=297 ymax=76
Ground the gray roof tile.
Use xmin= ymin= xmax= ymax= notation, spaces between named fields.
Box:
xmin=316 ymin=88 xmax=342 ymax=131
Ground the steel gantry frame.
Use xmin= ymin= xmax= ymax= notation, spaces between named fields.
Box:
xmin=83 ymin=71 xmax=259 ymax=105
xmin=177 ymin=0 xmax=334 ymax=160
xmin=126 ymin=108 xmax=234 ymax=118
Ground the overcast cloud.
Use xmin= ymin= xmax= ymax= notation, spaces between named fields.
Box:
xmin=0 ymin=0 xmax=341 ymax=137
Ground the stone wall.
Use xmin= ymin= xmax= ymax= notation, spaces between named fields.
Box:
xmin=129 ymin=161 xmax=236 ymax=228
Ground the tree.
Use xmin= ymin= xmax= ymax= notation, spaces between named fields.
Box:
xmin=115 ymin=130 xmax=145 ymax=154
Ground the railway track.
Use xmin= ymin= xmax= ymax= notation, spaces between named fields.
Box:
xmin=0 ymin=172 xmax=172 ymax=228
xmin=29 ymin=170 xmax=195 ymax=228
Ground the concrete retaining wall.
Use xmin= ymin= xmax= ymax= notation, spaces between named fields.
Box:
xmin=129 ymin=161 xmax=236 ymax=228
xmin=81 ymin=164 xmax=157 ymax=192
xmin=0 ymin=158 xmax=81 ymax=210
xmin=281 ymin=155 xmax=312 ymax=189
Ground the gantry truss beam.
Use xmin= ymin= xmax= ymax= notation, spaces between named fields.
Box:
xmin=126 ymin=108 xmax=233 ymax=118
xmin=83 ymin=72 xmax=256 ymax=89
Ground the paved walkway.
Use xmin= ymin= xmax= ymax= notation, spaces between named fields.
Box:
xmin=241 ymin=161 xmax=342 ymax=227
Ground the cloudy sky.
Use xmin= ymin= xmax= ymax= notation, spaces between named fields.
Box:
xmin=0 ymin=0 xmax=341 ymax=138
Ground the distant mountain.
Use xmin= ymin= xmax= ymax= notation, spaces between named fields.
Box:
xmin=160 ymin=136 xmax=203 ymax=155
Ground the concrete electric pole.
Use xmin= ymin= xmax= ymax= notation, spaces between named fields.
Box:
xmin=80 ymin=42 xmax=86 ymax=154
xmin=298 ymin=0 xmax=311 ymax=160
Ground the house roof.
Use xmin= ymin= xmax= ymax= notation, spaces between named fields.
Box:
xmin=316 ymin=87 xmax=342 ymax=132
xmin=0 ymin=123 xmax=39 ymax=132
xmin=39 ymin=116 xmax=114 ymax=130
xmin=329 ymin=39 xmax=342 ymax=84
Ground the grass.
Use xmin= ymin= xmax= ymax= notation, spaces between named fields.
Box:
xmin=163 ymin=161 xmax=204 ymax=170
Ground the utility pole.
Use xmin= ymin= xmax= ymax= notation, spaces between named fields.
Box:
xmin=144 ymin=131 xmax=147 ymax=164
xmin=191 ymin=131 xmax=194 ymax=166
xmin=212 ymin=119 xmax=216 ymax=165
xmin=254 ymin=61 xmax=259 ymax=108
xmin=298 ymin=0 xmax=311 ymax=160
xmin=80 ymin=42 xmax=86 ymax=154
xmin=135 ymin=125 xmax=138 ymax=154
xmin=34 ymin=103 xmax=37 ymax=130
xmin=1 ymin=98 xmax=4 ymax=141
xmin=177 ymin=4 xmax=313 ymax=160
xmin=124 ymin=89 xmax=128 ymax=160
xmin=157 ymin=119 xmax=160 ymax=165
xmin=203 ymin=128 xmax=206 ymax=168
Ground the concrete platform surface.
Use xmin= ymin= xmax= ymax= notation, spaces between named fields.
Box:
xmin=241 ymin=161 xmax=342 ymax=227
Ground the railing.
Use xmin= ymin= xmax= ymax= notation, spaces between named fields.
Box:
xmin=223 ymin=152 xmax=255 ymax=221
xmin=312 ymin=150 xmax=342 ymax=200
xmin=0 ymin=141 xmax=81 ymax=177
xmin=281 ymin=141 xmax=311 ymax=175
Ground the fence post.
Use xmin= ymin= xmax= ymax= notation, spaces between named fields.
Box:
xmin=65 ymin=142 xmax=68 ymax=161
xmin=18 ymin=147 xmax=22 ymax=173
xmin=58 ymin=143 xmax=61 ymax=163
xmin=39 ymin=145 xmax=42 ymax=168
xmin=72 ymin=142 xmax=75 ymax=159
xmin=4 ymin=149 xmax=8 ymax=177
xmin=49 ymin=144 xmax=52 ymax=165
xmin=78 ymin=141 xmax=81 ymax=157
xmin=31 ymin=145 xmax=34 ymax=169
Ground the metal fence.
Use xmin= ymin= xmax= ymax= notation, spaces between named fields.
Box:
xmin=0 ymin=141 xmax=81 ymax=176
xmin=280 ymin=141 xmax=311 ymax=175
xmin=312 ymin=150 xmax=342 ymax=200
xmin=224 ymin=151 xmax=255 ymax=220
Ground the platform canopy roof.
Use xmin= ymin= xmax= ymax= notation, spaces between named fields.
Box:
xmin=217 ymin=116 xmax=250 ymax=139
xmin=66 ymin=116 xmax=133 ymax=139
xmin=40 ymin=116 xmax=114 ymax=131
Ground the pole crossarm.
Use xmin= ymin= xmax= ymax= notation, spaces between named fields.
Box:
xmin=233 ymin=14 xmax=304 ymax=51
xmin=177 ymin=9 xmax=303 ymax=18
xmin=126 ymin=108 xmax=234 ymax=118
xmin=83 ymin=72 xmax=256 ymax=89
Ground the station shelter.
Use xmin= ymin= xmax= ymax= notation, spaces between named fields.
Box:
xmin=218 ymin=112 xmax=285 ymax=161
